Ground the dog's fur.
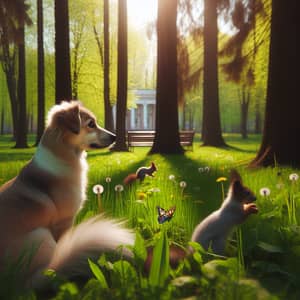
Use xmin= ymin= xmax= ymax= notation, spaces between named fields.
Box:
xmin=191 ymin=170 xmax=258 ymax=255
xmin=0 ymin=101 xmax=135 ymax=287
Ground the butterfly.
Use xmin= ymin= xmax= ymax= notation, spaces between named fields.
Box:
xmin=157 ymin=205 xmax=176 ymax=224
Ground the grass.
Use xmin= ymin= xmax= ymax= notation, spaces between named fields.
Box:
xmin=0 ymin=134 xmax=300 ymax=299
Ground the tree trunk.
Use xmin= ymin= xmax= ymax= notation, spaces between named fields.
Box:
xmin=254 ymin=97 xmax=261 ymax=134
xmin=36 ymin=0 xmax=45 ymax=145
xmin=250 ymin=0 xmax=299 ymax=167
xmin=149 ymin=0 xmax=183 ymax=154
xmin=54 ymin=0 xmax=72 ymax=103
xmin=5 ymin=67 xmax=18 ymax=140
xmin=103 ymin=0 xmax=114 ymax=132
xmin=15 ymin=24 xmax=28 ymax=148
xmin=201 ymin=0 xmax=226 ymax=147
xmin=240 ymin=88 xmax=249 ymax=139
xmin=0 ymin=105 xmax=4 ymax=135
xmin=110 ymin=0 xmax=128 ymax=152
xmin=1 ymin=34 xmax=18 ymax=140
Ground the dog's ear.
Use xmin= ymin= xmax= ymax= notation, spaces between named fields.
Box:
xmin=57 ymin=104 xmax=81 ymax=134
xmin=230 ymin=169 xmax=242 ymax=185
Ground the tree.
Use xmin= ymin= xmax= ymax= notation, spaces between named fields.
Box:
xmin=36 ymin=0 xmax=45 ymax=145
xmin=69 ymin=0 xmax=89 ymax=100
xmin=54 ymin=0 xmax=72 ymax=102
xmin=238 ymin=86 xmax=250 ymax=139
xmin=0 ymin=0 xmax=31 ymax=146
xmin=149 ymin=0 xmax=184 ymax=154
xmin=93 ymin=0 xmax=114 ymax=131
xmin=15 ymin=17 xmax=28 ymax=148
xmin=250 ymin=0 xmax=299 ymax=167
xmin=110 ymin=0 xmax=128 ymax=151
xmin=201 ymin=0 xmax=226 ymax=146
xmin=103 ymin=0 xmax=114 ymax=132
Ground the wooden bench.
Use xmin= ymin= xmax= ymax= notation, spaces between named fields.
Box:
xmin=127 ymin=130 xmax=195 ymax=150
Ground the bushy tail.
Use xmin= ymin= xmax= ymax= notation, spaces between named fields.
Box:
xmin=123 ymin=173 xmax=138 ymax=185
xmin=48 ymin=216 xmax=135 ymax=277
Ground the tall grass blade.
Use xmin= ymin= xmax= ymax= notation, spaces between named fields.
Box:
xmin=149 ymin=230 xmax=170 ymax=287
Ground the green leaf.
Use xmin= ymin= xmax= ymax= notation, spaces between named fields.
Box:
xmin=149 ymin=230 xmax=170 ymax=287
xmin=88 ymin=259 xmax=108 ymax=289
xmin=112 ymin=260 xmax=138 ymax=287
xmin=257 ymin=241 xmax=284 ymax=253
xmin=132 ymin=232 xmax=147 ymax=268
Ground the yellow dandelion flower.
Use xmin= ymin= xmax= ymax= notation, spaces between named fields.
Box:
xmin=216 ymin=177 xmax=227 ymax=183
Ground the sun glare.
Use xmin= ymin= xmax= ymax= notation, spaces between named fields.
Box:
xmin=127 ymin=0 xmax=157 ymax=28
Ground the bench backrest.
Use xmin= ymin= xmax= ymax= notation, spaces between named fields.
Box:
xmin=127 ymin=130 xmax=194 ymax=147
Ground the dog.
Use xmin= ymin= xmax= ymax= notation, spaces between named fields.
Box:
xmin=0 ymin=101 xmax=135 ymax=287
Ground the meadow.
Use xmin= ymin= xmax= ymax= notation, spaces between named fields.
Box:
xmin=0 ymin=134 xmax=300 ymax=300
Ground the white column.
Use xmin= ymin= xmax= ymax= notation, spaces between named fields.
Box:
xmin=143 ymin=104 xmax=148 ymax=129
xmin=130 ymin=108 xmax=135 ymax=129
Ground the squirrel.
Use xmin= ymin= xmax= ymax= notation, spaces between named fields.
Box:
xmin=123 ymin=162 xmax=157 ymax=185
xmin=144 ymin=169 xmax=258 ymax=272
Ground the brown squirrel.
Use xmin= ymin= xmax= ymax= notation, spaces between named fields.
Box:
xmin=123 ymin=162 xmax=157 ymax=185
xmin=144 ymin=169 xmax=258 ymax=272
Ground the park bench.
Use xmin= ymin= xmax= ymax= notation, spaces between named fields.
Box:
xmin=127 ymin=130 xmax=195 ymax=150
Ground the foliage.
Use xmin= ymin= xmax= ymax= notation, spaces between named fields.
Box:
xmin=1 ymin=135 xmax=300 ymax=299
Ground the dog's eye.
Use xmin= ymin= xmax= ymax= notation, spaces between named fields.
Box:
xmin=87 ymin=120 xmax=96 ymax=128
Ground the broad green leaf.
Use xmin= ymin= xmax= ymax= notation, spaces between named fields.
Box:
xmin=257 ymin=241 xmax=284 ymax=253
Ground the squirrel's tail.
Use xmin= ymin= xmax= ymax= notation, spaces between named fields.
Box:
xmin=123 ymin=173 xmax=138 ymax=185
xmin=48 ymin=216 xmax=135 ymax=277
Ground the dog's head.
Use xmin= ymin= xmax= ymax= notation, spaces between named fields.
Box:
xmin=47 ymin=101 xmax=115 ymax=150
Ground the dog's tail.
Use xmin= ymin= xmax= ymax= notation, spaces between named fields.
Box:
xmin=48 ymin=216 xmax=135 ymax=277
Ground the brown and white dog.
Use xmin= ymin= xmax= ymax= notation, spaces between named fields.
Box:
xmin=0 ymin=101 xmax=134 ymax=287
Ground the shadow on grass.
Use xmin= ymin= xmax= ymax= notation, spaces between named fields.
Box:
xmin=153 ymin=153 xmax=230 ymax=222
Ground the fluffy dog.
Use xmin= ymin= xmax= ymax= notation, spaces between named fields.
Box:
xmin=0 ymin=101 xmax=135 ymax=287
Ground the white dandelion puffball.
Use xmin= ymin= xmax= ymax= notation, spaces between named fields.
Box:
xmin=198 ymin=167 xmax=204 ymax=173
xmin=260 ymin=187 xmax=271 ymax=197
xmin=93 ymin=184 xmax=104 ymax=194
xmin=105 ymin=177 xmax=112 ymax=183
xmin=169 ymin=174 xmax=175 ymax=181
xmin=115 ymin=184 xmax=124 ymax=192
xmin=289 ymin=173 xmax=299 ymax=181
xmin=180 ymin=181 xmax=187 ymax=188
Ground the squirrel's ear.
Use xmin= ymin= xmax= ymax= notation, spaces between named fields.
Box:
xmin=230 ymin=169 xmax=242 ymax=184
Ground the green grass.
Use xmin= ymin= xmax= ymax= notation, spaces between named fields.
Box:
xmin=1 ymin=134 xmax=300 ymax=299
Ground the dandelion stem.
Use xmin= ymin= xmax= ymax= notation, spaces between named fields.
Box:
xmin=97 ymin=193 xmax=102 ymax=213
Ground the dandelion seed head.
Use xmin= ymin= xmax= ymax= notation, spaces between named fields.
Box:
xmin=92 ymin=184 xmax=104 ymax=194
xmin=169 ymin=174 xmax=175 ymax=181
xmin=260 ymin=187 xmax=271 ymax=196
xmin=179 ymin=181 xmax=187 ymax=188
xmin=115 ymin=184 xmax=124 ymax=192
xmin=105 ymin=177 xmax=112 ymax=183
xmin=289 ymin=173 xmax=299 ymax=181
xmin=198 ymin=167 xmax=204 ymax=173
